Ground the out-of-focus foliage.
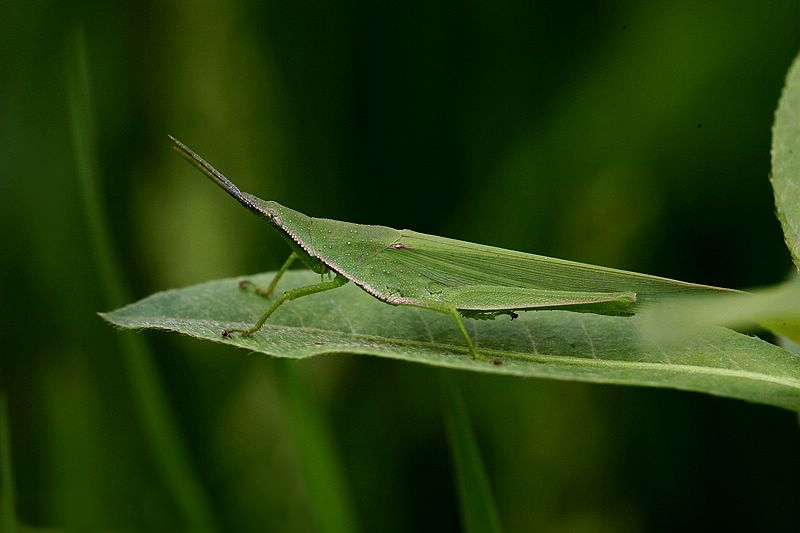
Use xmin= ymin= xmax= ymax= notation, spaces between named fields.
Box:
xmin=2 ymin=1 xmax=800 ymax=531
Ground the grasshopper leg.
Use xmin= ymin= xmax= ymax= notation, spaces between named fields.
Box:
xmin=422 ymin=302 xmax=485 ymax=360
xmin=224 ymin=273 xmax=349 ymax=337
xmin=446 ymin=307 xmax=486 ymax=361
xmin=239 ymin=253 xmax=297 ymax=298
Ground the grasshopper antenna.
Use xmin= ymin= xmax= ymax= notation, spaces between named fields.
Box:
xmin=168 ymin=135 xmax=261 ymax=213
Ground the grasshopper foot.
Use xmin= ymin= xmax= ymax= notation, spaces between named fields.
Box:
xmin=222 ymin=326 xmax=260 ymax=338
xmin=238 ymin=279 xmax=275 ymax=298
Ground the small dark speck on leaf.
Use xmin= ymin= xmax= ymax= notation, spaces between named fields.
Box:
xmin=622 ymin=24 xmax=627 ymax=30
xmin=510 ymin=312 xmax=519 ymax=320
xmin=492 ymin=359 xmax=503 ymax=366
xmin=697 ymin=123 xmax=702 ymax=128
xmin=222 ymin=330 xmax=231 ymax=337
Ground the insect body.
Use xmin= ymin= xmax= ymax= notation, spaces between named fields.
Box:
xmin=170 ymin=136 xmax=733 ymax=360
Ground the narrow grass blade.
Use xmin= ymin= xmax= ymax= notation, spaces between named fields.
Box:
xmin=65 ymin=27 xmax=216 ymax=531
xmin=0 ymin=395 xmax=16 ymax=533
xmin=442 ymin=375 xmax=504 ymax=533
xmin=279 ymin=362 xmax=360 ymax=533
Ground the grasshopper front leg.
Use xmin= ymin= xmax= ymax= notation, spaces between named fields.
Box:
xmin=224 ymin=273 xmax=350 ymax=338
xmin=239 ymin=253 xmax=298 ymax=298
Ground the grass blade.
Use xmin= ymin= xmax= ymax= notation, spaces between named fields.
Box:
xmin=65 ymin=26 xmax=216 ymax=531
xmin=0 ymin=395 xmax=16 ymax=533
xmin=442 ymin=374 xmax=504 ymax=533
xmin=279 ymin=362 xmax=360 ymax=533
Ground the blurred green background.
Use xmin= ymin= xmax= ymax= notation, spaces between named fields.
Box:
xmin=3 ymin=1 xmax=800 ymax=531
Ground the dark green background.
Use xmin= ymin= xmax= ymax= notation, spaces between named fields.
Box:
xmin=3 ymin=1 xmax=800 ymax=531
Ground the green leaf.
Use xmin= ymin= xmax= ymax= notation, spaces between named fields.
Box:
xmin=772 ymin=48 xmax=800 ymax=271
xmin=103 ymin=271 xmax=800 ymax=411
xmin=638 ymin=278 xmax=800 ymax=344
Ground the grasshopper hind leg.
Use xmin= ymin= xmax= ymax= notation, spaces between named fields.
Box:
xmin=421 ymin=305 xmax=484 ymax=362
xmin=422 ymin=302 xmax=486 ymax=361
xmin=447 ymin=307 xmax=488 ymax=362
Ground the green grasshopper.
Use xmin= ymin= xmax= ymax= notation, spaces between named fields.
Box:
xmin=170 ymin=136 xmax=733 ymax=360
